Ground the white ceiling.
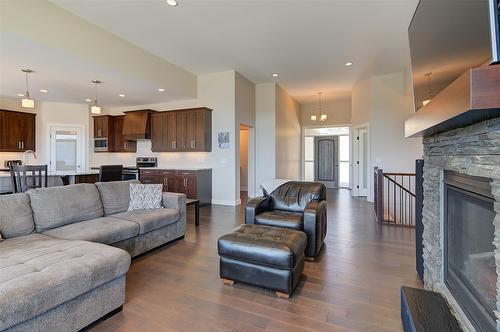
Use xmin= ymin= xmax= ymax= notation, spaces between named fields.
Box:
xmin=52 ymin=0 xmax=419 ymax=104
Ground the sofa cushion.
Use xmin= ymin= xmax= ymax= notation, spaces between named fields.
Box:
xmin=255 ymin=210 xmax=304 ymax=230
xmin=112 ymin=208 xmax=180 ymax=234
xmin=27 ymin=184 xmax=104 ymax=232
xmin=96 ymin=180 xmax=140 ymax=216
xmin=42 ymin=217 xmax=139 ymax=245
xmin=128 ymin=183 xmax=163 ymax=211
xmin=0 ymin=193 xmax=35 ymax=239
xmin=0 ymin=233 xmax=130 ymax=331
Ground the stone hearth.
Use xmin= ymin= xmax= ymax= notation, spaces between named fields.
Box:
xmin=422 ymin=117 xmax=500 ymax=330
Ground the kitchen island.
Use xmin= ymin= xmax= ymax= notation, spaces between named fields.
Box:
xmin=0 ymin=170 xmax=100 ymax=194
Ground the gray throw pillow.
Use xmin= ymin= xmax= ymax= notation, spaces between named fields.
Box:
xmin=128 ymin=183 xmax=163 ymax=211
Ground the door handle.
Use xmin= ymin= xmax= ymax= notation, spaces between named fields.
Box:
xmin=22 ymin=141 xmax=24 ymax=149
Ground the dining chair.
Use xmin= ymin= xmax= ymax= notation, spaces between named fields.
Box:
xmin=99 ymin=165 xmax=123 ymax=182
xmin=10 ymin=165 xmax=48 ymax=193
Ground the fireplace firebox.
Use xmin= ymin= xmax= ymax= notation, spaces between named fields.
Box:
xmin=444 ymin=171 xmax=497 ymax=332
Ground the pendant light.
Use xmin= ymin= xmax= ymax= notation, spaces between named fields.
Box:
xmin=310 ymin=92 xmax=327 ymax=122
xmin=91 ymin=80 xmax=102 ymax=114
xmin=422 ymin=72 xmax=432 ymax=106
xmin=21 ymin=69 xmax=35 ymax=108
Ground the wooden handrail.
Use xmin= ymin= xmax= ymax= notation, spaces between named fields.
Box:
xmin=383 ymin=172 xmax=416 ymax=176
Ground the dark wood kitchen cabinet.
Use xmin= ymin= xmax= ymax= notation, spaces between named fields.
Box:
xmin=139 ymin=168 xmax=212 ymax=205
xmin=93 ymin=115 xmax=111 ymax=138
xmin=93 ymin=115 xmax=136 ymax=153
xmin=112 ymin=116 xmax=136 ymax=152
xmin=0 ymin=110 xmax=36 ymax=152
xmin=150 ymin=108 xmax=212 ymax=152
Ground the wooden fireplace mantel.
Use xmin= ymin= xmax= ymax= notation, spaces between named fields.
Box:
xmin=405 ymin=64 xmax=500 ymax=138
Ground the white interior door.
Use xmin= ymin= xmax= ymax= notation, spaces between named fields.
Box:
xmin=48 ymin=126 xmax=84 ymax=174
xmin=356 ymin=128 xmax=368 ymax=196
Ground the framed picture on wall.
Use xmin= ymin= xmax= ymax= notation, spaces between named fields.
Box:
xmin=218 ymin=132 xmax=230 ymax=149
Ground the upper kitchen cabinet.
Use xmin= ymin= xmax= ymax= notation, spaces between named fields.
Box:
xmin=113 ymin=115 xmax=137 ymax=153
xmin=93 ymin=115 xmax=112 ymax=138
xmin=0 ymin=110 xmax=36 ymax=152
xmin=93 ymin=115 xmax=136 ymax=153
xmin=151 ymin=107 xmax=212 ymax=152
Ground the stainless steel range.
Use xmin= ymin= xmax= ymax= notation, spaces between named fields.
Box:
xmin=122 ymin=157 xmax=157 ymax=180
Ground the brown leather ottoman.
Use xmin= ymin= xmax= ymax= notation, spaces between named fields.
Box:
xmin=217 ymin=224 xmax=306 ymax=298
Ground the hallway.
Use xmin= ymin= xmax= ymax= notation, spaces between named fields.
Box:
xmin=92 ymin=189 xmax=422 ymax=332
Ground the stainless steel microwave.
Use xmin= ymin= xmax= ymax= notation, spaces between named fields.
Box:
xmin=94 ymin=138 xmax=108 ymax=152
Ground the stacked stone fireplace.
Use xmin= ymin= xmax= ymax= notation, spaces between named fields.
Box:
xmin=422 ymin=117 xmax=500 ymax=331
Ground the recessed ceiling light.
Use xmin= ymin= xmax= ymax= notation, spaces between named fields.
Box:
xmin=345 ymin=62 xmax=353 ymax=66
xmin=85 ymin=98 xmax=92 ymax=102
xmin=119 ymin=94 xmax=125 ymax=97
xmin=166 ymin=0 xmax=178 ymax=6
xmin=39 ymin=89 xmax=48 ymax=93
xmin=17 ymin=93 xmax=24 ymax=97
xmin=158 ymin=88 xmax=165 ymax=92
xmin=272 ymin=73 xmax=279 ymax=78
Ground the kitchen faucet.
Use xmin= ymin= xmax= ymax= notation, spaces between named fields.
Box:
xmin=22 ymin=150 xmax=37 ymax=165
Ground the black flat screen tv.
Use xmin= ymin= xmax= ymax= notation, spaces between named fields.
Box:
xmin=409 ymin=0 xmax=500 ymax=111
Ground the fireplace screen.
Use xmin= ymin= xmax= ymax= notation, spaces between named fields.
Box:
xmin=444 ymin=171 xmax=497 ymax=332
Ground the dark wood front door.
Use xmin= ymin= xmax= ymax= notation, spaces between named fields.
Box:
xmin=314 ymin=136 xmax=337 ymax=188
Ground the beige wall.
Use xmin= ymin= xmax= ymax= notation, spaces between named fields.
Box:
xmin=1 ymin=1 xmax=197 ymax=101
xmin=275 ymin=85 xmax=301 ymax=180
xmin=351 ymin=77 xmax=371 ymax=127
xmin=300 ymin=96 xmax=351 ymax=127
xmin=255 ymin=83 xmax=276 ymax=194
xmin=235 ymin=72 xmax=256 ymax=198
xmin=0 ymin=97 xmax=90 ymax=170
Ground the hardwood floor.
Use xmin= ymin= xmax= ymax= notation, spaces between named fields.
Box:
xmin=91 ymin=189 xmax=422 ymax=332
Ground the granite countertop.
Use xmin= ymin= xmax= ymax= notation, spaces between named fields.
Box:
xmin=138 ymin=167 xmax=213 ymax=171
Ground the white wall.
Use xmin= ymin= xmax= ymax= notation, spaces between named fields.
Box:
xmin=91 ymin=70 xmax=241 ymax=206
xmin=275 ymin=84 xmax=301 ymax=179
xmin=351 ymin=71 xmax=423 ymax=201
xmin=0 ymin=97 xmax=90 ymax=169
xmin=255 ymin=83 xmax=276 ymax=195
xmin=300 ymin=95 xmax=352 ymax=127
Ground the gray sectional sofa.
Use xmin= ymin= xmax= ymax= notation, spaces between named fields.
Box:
xmin=0 ymin=180 xmax=187 ymax=332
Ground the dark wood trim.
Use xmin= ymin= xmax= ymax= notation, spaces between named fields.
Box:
xmin=405 ymin=65 xmax=500 ymax=138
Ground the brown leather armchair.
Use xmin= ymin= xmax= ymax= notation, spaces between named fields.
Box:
xmin=245 ymin=181 xmax=327 ymax=260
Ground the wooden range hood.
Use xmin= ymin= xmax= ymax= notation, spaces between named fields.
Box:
xmin=122 ymin=109 xmax=157 ymax=140
xmin=405 ymin=65 xmax=500 ymax=138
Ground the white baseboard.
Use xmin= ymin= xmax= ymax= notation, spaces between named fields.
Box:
xmin=211 ymin=199 xmax=242 ymax=206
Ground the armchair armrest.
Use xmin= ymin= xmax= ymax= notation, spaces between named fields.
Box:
xmin=303 ymin=200 xmax=328 ymax=257
xmin=245 ymin=196 xmax=272 ymax=224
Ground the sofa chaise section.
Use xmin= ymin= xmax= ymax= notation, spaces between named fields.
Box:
xmin=0 ymin=193 xmax=130 ymax=332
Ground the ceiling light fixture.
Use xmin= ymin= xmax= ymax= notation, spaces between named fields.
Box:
xmin=166 ymin=0 xmax=178 ymax=6
xmin=345 ymin=62 xmax=353 ymax=66
xmin=158 ymin=88 xmax=165 ymax=92
xmin=90 ymin=80 xmax=102 ymax=114
xmin=21 ymin=69 xmax=35 ymax=108
xmin=422 ymin=72 xmax=432 ymax=106
xmin=39 ymin=89 xmax=48 ymax=93
xmin=85 ymin=98 xmax=92 ymax=102
xmin=119 ymin=94 xmax=125 ymax=97
xmin=310 ymin=92 xmax=327 ymax=122
xmin=17 ymin=93 xmax=24 ymax=97
xmin=272 ymin=73 xmax=279 ymax=78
